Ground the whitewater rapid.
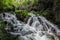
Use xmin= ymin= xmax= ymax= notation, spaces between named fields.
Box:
xmin=0 ymin=13 xmax=60 ymax=40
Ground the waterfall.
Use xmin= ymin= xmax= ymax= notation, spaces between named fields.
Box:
xmin=0 ymin=13 xmax=60 ymax=40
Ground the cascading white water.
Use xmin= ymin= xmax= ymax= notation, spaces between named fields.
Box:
xmin=0 ymin=13 xmax=60 ymax=40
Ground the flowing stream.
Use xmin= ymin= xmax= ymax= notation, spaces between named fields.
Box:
xmin=0 ymin=13 xmax=60 ymax=40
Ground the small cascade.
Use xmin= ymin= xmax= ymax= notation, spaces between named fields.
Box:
xmin=0 ymin=13 xmax=60 ymax=40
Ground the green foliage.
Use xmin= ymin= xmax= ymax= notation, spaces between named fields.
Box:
xmin=0 ymin=19 xmax=7 ymax=40
xmin=15 ymin=10 xmax=49 ymax=16
xmin=15 ymin=10 xmax=46 ymax=17
xmin=0 ymin=0 xmax=38 ymax=8
xmin=18 ymin=0 xmax=38 ymax=7
xmin=41 ymin=10 xmax=48 ymax=15
xmin=30 ymin=11 xmax=39 ymax=15
xmin=31 ymin=10 xmax=49 ymax=16
xmin=0 ymin=0 xmax=38 ymax=11
xmin=15 ymin=10 xmax=29 ymax=16
xmin=0 ymin=0 xmax=14 ymax=9
xmin=0 ymin=19 xmax=17 ymax=40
